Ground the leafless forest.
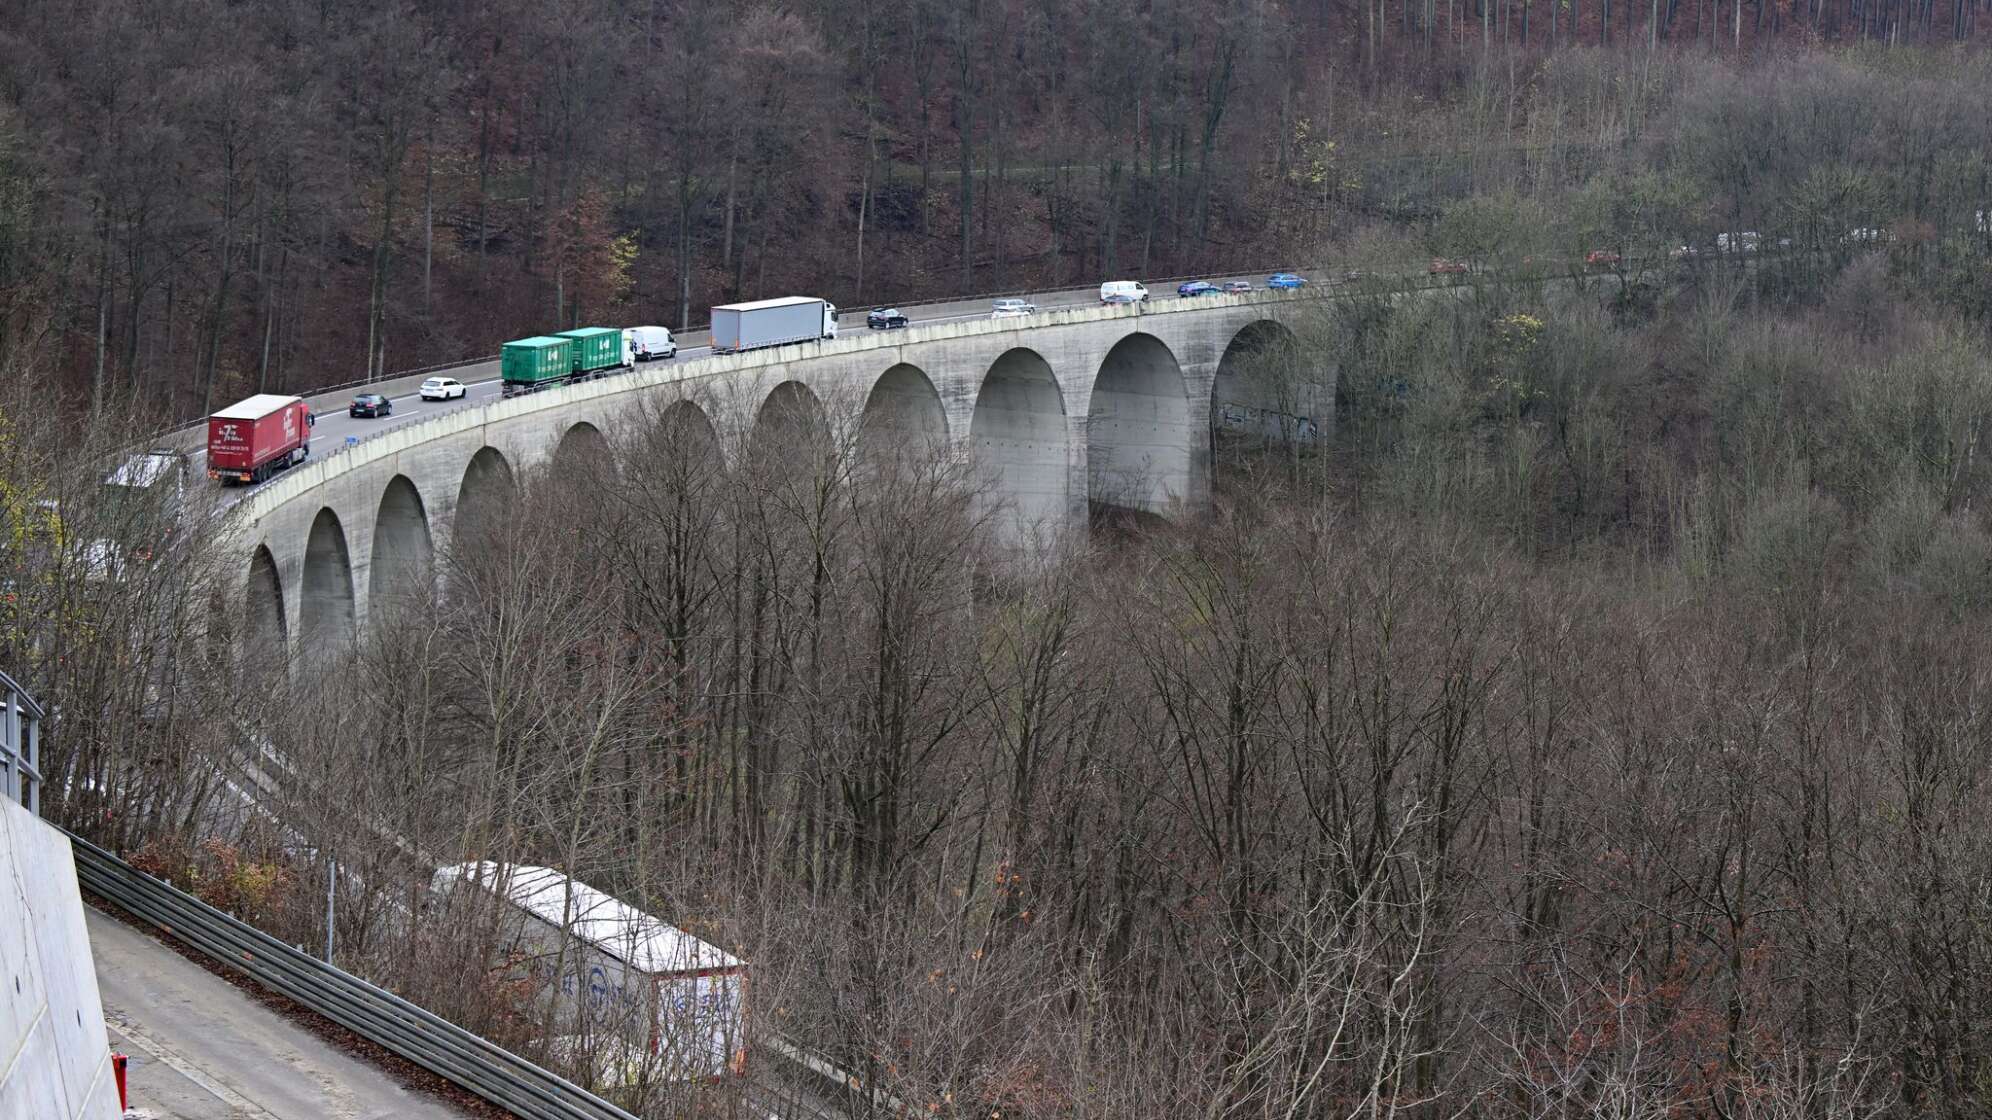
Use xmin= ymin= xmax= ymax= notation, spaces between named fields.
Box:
xmin=8 ymin=7 xmax=1992 ymax=1120
xmin=2 ymin=0 xmax=1991 ymax=421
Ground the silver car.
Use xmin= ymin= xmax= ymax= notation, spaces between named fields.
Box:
xmin=991 ymin=298 xmax=1038 ymax=319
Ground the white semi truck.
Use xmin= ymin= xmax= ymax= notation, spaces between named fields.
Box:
xmin=432 ymin=862 xmax=748 ymax=1080
xmin=709 ymin=297 xmax=839 ymax=353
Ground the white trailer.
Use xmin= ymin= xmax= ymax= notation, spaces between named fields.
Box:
xmin=432 ymin=863 xmax=748 ymax=1080
xmin=709 ymin=297 xmax=839 ymax=353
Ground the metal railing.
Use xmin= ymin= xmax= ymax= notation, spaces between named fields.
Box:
xmin=0 ymin=668 xmax=44 ymax=815
xmin=66 ymin=830 xmax=643 ymax=1120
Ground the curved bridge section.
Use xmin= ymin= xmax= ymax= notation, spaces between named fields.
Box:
xmin=225 ymin=294 xmax=1325 ymax=657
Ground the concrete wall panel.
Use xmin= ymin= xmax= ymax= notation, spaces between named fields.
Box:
xmin=0 ymin=798 xmax=120 ymax=1120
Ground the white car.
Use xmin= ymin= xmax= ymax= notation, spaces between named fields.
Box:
xmin=419 ymin=376 xmax=467 ymax=401
xmin=1100 ymin=280 xmax=1149 ymax=304
xmin=991 ymin=298 xmax=1037 ymax=319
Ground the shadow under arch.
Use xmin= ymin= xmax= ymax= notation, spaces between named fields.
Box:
xmin=1210 ymin=318 xmax=1324 ymax=460
xmin=552 ymin=421 xmax=612 ymax=475
xmin=244 ymin=544 xmax=286 ymax=666
xmin=369 ymin=475 xmax=436 ymax=615
xmin=655 ymin=398 xmax=724 ymax=466
xmin=1087 ymin=332 xmax=1194 ymax=520
xmin=299 ymin=508 xmax=356 ymax=662
xmin=749 ymin=381 xmax=833 ymax=475
xmin=453 ymin=446 xmax=517 ymax=554
xmin=969 ymin=347 xmax=1069 ymax=546
xmin=859 ymin=362 xmax=949 ymax=462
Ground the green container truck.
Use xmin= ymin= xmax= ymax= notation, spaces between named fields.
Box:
xmin=554 ymin=327 xmax=629 ymax=376
xmin=501 ymin=337 xmax=574 ymax=398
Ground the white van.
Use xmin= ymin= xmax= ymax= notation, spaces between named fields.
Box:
xmin=1100 ymin=281 xmax=1150 ymax=305
xmin=625 ymin=325 xmax=678 ymax=361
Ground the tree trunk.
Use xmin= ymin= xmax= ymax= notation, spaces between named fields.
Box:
xmin=475 ymin=101 xmax=491 ymax=275
xmin=676 ymin=168 xmax=695 ymax=332
xmin=422 ymin=130 xmax=434 ymax=316
xmin=955 ymin=11 xmax=976 ymax=293
xmin=92 ymin=207 xmax=109 ymax=421
xmin=366 ymin=171 xmax=399 ymax=380
xmin=721 ymin=124 xmax=740 ymax=287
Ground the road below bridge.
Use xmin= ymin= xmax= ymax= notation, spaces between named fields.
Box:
xmin=87 ymin=905 xmax=477 ymax=1120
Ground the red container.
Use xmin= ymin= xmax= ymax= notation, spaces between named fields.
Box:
xmin=206 ymin=395 xmax=312 ymax=484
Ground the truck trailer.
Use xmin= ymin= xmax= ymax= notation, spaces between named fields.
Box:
xmin=432 ymin=862 xmax=748 ymax=1081
xmin=501 ymin=336 xmax=575 ymax=398
xmin=206 ymin=395 xmax=313 ymax=485
xmin=709 ymin=297 xmax=839 ymax=354
xmin=554 ymin=327 xmax=632 ymax=377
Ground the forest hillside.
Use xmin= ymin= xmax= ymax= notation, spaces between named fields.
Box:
xmin=2 ymin=0 xmax=1990 ymax=424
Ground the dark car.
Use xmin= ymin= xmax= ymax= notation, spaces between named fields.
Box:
xmin=1178 ymin=280 xmax=1220 ymax=298
xmin=1222 ymin=280 xmax=1253 ymax=294
xmin=349 ymin=393 xmax=392 ymax=418
xmin=867 ymin=306 xmax=909 ymax=329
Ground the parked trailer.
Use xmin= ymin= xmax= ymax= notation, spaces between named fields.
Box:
xmin=500 ymin=336 xmax=575 ymax=398
xmin=206 ymin=395 xmax=313 ymax=485
xmin=709 ymin=297 xmax=839 ymax=354
xmin=554 ymin=326 xmax=632 ymax=377
xmin=432 ymin=862 xmax=748 ymax=1081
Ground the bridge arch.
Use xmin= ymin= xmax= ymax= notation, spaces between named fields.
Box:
xmin=1211 ymin=319 xmax=1324 ymax=457
xmin=970 ymin=347 xmax=1069 ymax=541
xmin=369 ymin=475 xmax=435 ymax=614
xmin=750 ymin=381 xmax=832 ymax=473
xmin=658 ymin=399 xmax=724 ymax=465
xmin=453 ymin=447 xmax=516 ymax=553
xmin=1088 ymin=333 xmax=1195 ymax=517
xmin=859 ymin=363 xmax=948 ymax=462
xmin=300 ymin=508 xmax=356 ymax=661
xmin=245 ymin=544 xmax=286 ymax=665
xmin=552 ymin=421 xmax=613 ymax=476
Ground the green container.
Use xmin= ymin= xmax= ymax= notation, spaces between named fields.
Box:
xmin=555 ymin=327 xmax=624 ymax=374
xmin=501 ymin=337 xmax=574 ymax=386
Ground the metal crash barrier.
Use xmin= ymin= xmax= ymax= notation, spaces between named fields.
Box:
xmin=65 ymin=830 xmax=642 ymax=1120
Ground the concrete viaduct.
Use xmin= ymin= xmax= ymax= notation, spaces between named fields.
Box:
xmin=224 ymin=292 xmax=1326 ymax=662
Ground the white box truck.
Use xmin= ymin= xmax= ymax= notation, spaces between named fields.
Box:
xmin=709 ymin=297 xmax=838 ymax=354
xmin=432 ymin=863 xmax=748 ymax=1080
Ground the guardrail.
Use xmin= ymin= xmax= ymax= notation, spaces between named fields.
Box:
xmin=0 ymin=667 xmax=44 ymax=815
xmin=66 ymin=829 xmax=643 ymax=1120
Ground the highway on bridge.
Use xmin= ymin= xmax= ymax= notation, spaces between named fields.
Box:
xmin=198 ymin=267 xmax=1339 ymax=507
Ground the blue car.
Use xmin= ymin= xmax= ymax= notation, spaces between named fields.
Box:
xmin=1177 ymin=280 xmax=1220 ymax=297
xmin=1267 ymin=272 xmax=1308 ymax=290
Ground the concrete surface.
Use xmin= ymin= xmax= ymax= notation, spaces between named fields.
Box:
xmin=0 ymin=798 xmax=122 ymax=1120
xmin=85 ymin=907 xmax=473 ymax=1120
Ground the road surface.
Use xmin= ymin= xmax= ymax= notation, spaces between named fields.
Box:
xmin=87 ymin=906 xmax=475 ymax=1120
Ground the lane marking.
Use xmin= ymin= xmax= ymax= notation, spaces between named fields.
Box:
xmin=105 ymin=1014 xmax=281 ymax=1119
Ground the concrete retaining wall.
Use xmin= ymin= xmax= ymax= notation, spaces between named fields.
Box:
xmin=0 ymin=798 xmax=121 ymax=1120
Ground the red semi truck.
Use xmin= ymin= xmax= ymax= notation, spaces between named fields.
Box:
xmin=206 ymin=394 xmax=314 ymax=485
